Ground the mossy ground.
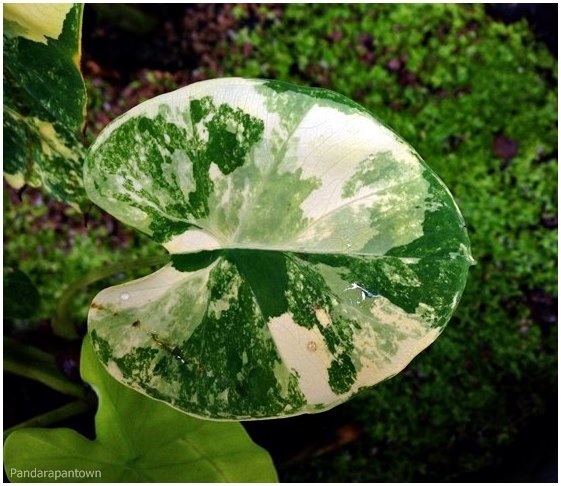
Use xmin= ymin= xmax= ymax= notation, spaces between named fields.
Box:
xmin=4 ymin=4 xmax=557 ymax=482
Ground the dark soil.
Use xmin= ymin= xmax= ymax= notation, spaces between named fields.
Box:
xmin=485 ymin=3 xmax=558 ymax=55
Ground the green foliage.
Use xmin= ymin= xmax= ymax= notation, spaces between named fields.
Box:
xmin=4 ymin=267 xmax=40 ymax=319
xmin=4 ymin=337 xmax=278 ymax=482
xmin=3 ymin=4 xmax=88 ymax=208
xmin=220 ymin=3 xmax=557 ymax=481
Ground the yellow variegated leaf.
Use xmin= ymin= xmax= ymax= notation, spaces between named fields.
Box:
xmin=3 ymin=3 xmax=87 ymax=208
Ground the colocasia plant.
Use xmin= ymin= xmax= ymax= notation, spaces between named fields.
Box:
xmin=3 ymin=4 xmax=473 ymax=482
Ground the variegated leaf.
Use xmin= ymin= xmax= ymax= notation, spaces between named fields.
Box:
xmin=85 ymin=78 xmax=474 ymax=420
xmin=3 ymin=3 xmax=87 ymax=208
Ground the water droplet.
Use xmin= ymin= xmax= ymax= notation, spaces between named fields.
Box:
xmin=307 ymin=341 xmax=317 ymax=352
xmin=120 ymin=293 xmax=130 ymax=301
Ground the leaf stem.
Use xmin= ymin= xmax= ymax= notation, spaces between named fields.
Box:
xmin=4 ymin=337 xmax=87 ymax=399
xmin=3 ymin=400 xmax=93 ymax=441
xmin=52 ymin=254 xmax=170 ymax=339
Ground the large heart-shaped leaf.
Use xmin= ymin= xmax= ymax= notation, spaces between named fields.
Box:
xmin=3 ymin=337 xmax=278 ymax=482
xmin=3 ymin=3 xmax=87 ymax=208
xmin=85 ymin=78 xmax=474 ymax=419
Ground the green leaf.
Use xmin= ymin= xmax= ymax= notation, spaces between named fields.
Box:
xmin=3 ymin=267 xmax=40 ymax=319
xmin=3 ymin=4 xmax=87 ymax=209
xmin=84 ymin=78 xmax=474 ymax=419
xmin=3 ymin=337 xmax=278 ymax=482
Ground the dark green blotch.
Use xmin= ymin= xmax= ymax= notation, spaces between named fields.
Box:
xmin=386 ymin=168 xmax=471 ymax=260
xmin=3 ymin=112 xmax=29 ymax=176
xmin=328 ymin=354 xmax=356 ymax=395
xmin=90 ymin=330 xmax=111 ymax=366
xmin=225 ymin=249 xmax=289 ymax=320
xmin=206 ymin=129 xmax=240 ymax=173
xmin=322 ymin=317 xmax=358 ymax=356
xmin=207 ymin=127 xmax=259 ymax=175
xmin=192 ymin=96 xmax=265 ymax=175
xmin=148 ymin=218 xmax=194 ymax=244
xmin=187 ymin=150 xmax=213 ymax=218
xmin=137 ymin=117 xmax=152 ymax=134
xmin=152 ymin=354 xmax=174 ymax=377
xmin=287 ymin=374 xmax=307 ymax=410
xmin=114 ymin=347 xmax=158 ymax=381
xmin=246 ymin=366 xmax=278 ymax=399
xmin=150 ymin=97 xmax=264 ymax=219
xmin=226 ymin=346 xmax=244 ymax=376
xmin=286 ymin=258 xmax=333 ymax=330
xmin=171 ymin=250 xmax=221 ymax=272
xmin=190 ymin=99 xmax=204 ymax=123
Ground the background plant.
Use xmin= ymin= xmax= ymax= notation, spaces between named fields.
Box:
xmin=3 ymin=4 xmax=87 ymax=209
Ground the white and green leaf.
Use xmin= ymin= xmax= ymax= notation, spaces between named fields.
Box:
xmin=85 ymin=78 xmax=474 ymax=420
xmin=3 ymin=3 xmax=87 ymax=208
